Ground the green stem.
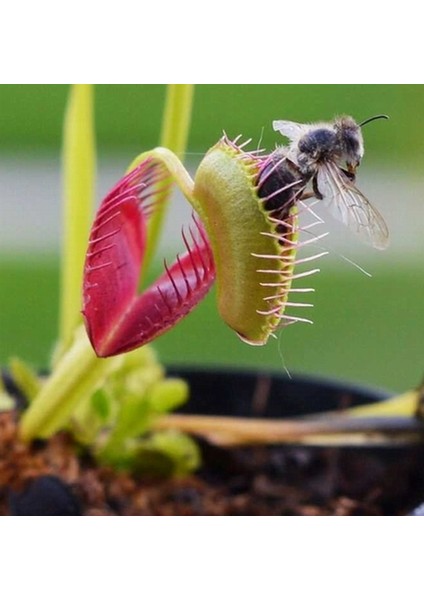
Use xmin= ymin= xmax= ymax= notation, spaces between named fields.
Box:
xmin=19 ymin=327 xmax=122 ymax=441
xmin=59 ymin=84 xmax=96 ymax=353
xmin=127 ymin=147 xmax=195 ymax=200
xmin=142 ymin=84 xmax=194 ymax=274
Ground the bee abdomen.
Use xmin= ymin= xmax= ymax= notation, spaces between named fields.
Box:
xmin=257 ymin=149 xmax=303 ymax=217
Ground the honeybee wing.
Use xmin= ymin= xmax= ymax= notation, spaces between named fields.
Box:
xmin=272 ymin=120 xmax=308 ymax=142
xmin=316 ymin=161 xmax=389 ymax=250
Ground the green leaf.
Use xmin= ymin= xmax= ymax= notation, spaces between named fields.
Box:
xmin=103 ymin=431 xmax=201 ymax=477
xmin=139 ymin=431 xmax=201 ymax=476
xmin=20 ymin=328 xmax=124 ymax=441
xmin=0 ymin=379 xmax=14 ymax=411
xmin=148 ymin=378 xmax=189 ymax=414
xmin=91 ymin=388 xmax=112 ymax=421
xmin=9 ymin=357 xmax=42 ymax=403
xmin=101 ymin=376 xmax=189 ymax=458
xmin=106 ymin=393 xmax=153 ymax=447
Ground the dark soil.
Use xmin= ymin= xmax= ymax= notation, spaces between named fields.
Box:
xmin=2 ymin=409 xmax=424 ymax=516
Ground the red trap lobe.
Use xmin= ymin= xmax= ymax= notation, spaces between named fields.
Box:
xmin=82 ymin=159 xmax=215 ymax=357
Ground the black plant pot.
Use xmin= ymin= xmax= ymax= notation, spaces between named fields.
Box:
xmin=170 ymin=366 xmax=390 ymax=418
xmin=2 ymin=367 xmax=424 ymax=515
xmin=170 ymin=367 xmax=424 ymax=515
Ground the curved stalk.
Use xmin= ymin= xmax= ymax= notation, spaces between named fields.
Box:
xmin=142 ymin=84 xmax=194 ymax=276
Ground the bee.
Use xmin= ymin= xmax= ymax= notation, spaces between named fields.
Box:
xmin=271 ymin=115 xmax=389 ymax=250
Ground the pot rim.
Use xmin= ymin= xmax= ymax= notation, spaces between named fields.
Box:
xmin=166 ymin=363 xmax=392 ymax=401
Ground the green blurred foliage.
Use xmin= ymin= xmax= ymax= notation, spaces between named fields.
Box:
xmin=0 ymin=85 xmax=423 ymax=166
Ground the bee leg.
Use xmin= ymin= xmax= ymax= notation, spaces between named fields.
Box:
xmin=312 ymin=175 xmax=323 ymax=200
xmin=341 ymin=167 xmax=356 ymax=183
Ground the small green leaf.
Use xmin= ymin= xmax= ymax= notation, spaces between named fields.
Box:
xmin=0 ymin=380 xmax=14 ymax=411
xmin=108 ymin=346 xmax=164 ymax=399
xmin=107 ymin=393 xmax=153 ymax=446
xmin=101 ymin=376 xmax=189 ymax=456
xmin=103 ymin=431 xmax=201 ymax=477
xmin=141 ymin=431 xmax=201 ymax=476
xmin=0 ymin=393 xmax=14 ymax=411
xmin=148 ymin=378 xmax=189 ymax=414
xmin=91 ymin=388 xmax=112 ymax=421
xmin=9 ymin=357 xmax=42 ymax=403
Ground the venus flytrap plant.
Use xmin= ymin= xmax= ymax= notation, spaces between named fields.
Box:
xmin=13 ymin=84 xmax=323 ymax=460
xmin=16 ymin=84 xmax=195 ymax=475
xmin=7 ymin=84 xmax=423 ymax=482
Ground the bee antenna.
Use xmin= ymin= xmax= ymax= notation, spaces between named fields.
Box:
xmin=359 ymin=114 xmax=389 ymax=127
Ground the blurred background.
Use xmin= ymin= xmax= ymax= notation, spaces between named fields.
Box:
xmin=0 ymin=84 xmax=423 ymax=392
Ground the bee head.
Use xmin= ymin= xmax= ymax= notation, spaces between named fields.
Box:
xmin=334 ymin=116 xmax=364 ymax=173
